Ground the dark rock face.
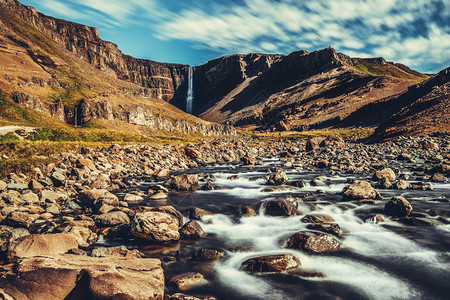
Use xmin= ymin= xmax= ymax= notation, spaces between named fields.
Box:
xmin=263 ymin=199 xmax=299 ymax=217
xmin=0 ymin=0 xmax=189 ymax=103
xmin=384 ymin=196 xmax=413 ymax=217
xmin=240 ymin=254 xmax=300 ymax=272
xmin=285 ymin=232 xmax=340 ymax=253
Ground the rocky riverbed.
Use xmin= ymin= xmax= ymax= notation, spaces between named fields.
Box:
xmin=0 ymin=134 xmax=449 ymax=299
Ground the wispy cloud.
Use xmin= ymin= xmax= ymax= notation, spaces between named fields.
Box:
xmin=154 ymin=0 xmax=450 ymax=73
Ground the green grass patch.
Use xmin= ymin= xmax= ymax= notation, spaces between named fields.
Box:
xmin=254 ymin=128 xmax=374 ymax=142
xmin=0 ymin=132 xmax=20 ymax=143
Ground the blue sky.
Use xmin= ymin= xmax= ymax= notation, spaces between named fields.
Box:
xmin=20 ymin=0 xmax=450 ymax=73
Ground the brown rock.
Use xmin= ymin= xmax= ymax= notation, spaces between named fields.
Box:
xmin=4 ymin=211 xmax=37 ymax=228
xmin=241 ymin=254 xmax=300 ymax=272
xmin=306 ymin=223 xmax=343 ymax=237
xmin=320 ymin=135 xmax=345 ymax=149
xmin=373 ymin=168 xmax=396 ymax=181
xmin=131 ymin=211 xmax=180 ymax=242
xmin=168 ymin=174 xmax=199 ymax=191
xmin=301 ymin=214 xmax=335 ymax=223
xmin=0 ymin=255 xmax=164 ymax=300
xmin=187 ymin=207 xmax=214 ymax=220
xmin=342 ymin=181 xmax=382 ymax=200
xmin=286 ymin=232 xmax=340 ymax=253
xmin=306 ymin=137 xmax=324 ymax=151
xmin=384 ymin=196 xmax=413 ymax=217
xmin=170 ymin=272 xmax=207 ymax=292
xmin=76 ymin=158 xmax=96 ymax=170
xmin=180 ymin=221 xmax=207 ymax=239
xmin=195 ymin=249 xmax=225 ymax=261
xmin=95 ymin=211 xmax=130 ymax=227
xmin=185 ymin=147 xmax=202 ymax=159
xmin=263 ymin=199 xmax=299 ymax=217
xmin=267 ymin=170 xmax=289 ymax=185
xmin=7 ymin=233 xmax=78 ymax=262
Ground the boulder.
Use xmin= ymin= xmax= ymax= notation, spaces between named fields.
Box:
xmin=394 ymin=180 xmax=410 ymax=190
xmin=180 ymin=221 xmax=207 ymax=239
xmin=0 ymin=255 xmax=164 ymax=300
xmin=64 ymin=226 xmax=98 ymax=248
xmin=187 ymin=207 xmax=214 ymax=220
xmin=241 ymin=156 xmax=255 ymax=166
xmin=263 ymin=199 xmax=299 ymax=217
xmin=149 ymin=206 xmax=184 ymax=226
xmin=50 ymin=171 xmax=66 ymax=187
xmin=301 ymin=214 xmax=335 ymax=223
xmin=78 ymin=189 xmax=109 ymax=206
xmin=384 ymin=196 xmax=413 ymax=217
xmin=185 ymin=147 xmax=202 ymax=159
xmin=95 ymin=211 xmax=130 ymax=227
xmin=306 ymin=137 xmax=324 ymax=151
xmin=131 ymin=211 xmax=180 ymax=242
xmin=342 ymin=181 xmax=382 ymax=200
xmin=373 ymin=168 xmax=396 ymax=181
xmin=0 ymin=180 xmax=7 ymax=191
xmin=306 ymin=223 xmax=343 ymax=237
xmin=195 ymin=249 xmax=225 ymax=261
xmin=320 ymin=135 xmax=345 ymax=149
xmin=170 ymin=272 xmax=207 ymax=292
xmin=7 ymin=233 xmax=78 ymax=261
xmin=4 ymin=211 xmax=37 ymax=228
xmin=0 ymin=226 xmax=30 ymax=253
xmin=123 ymin=193 xmax=145 ymax=202
xmin=241 ymin=254 xmax=300 ymax=272
xmin=267 ymin=170 xmax=289 ymax=185
xmin=286 ymin=232 xmax=340 ymax=253
xmin=41 ymin=189 xmax=67 ymax=203
xmin=168 ymin=174 xmax=199 ymax=191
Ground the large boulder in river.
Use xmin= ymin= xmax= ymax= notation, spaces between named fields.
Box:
xmin=384 ymin=196 xmax=413 ymax=217
xmin=263 ymin=199 xmax=299 ymax=217
xmin=131 ymin=211 xmax=180 ymax=242
xmin=342 ymin=181 xmax=382 ymax=200
xmin=285 ymin=232 xmax=340 ymax=253
xmin=7 ymin=233 xmax=78 ymax=262
xmin=0 ymin=255 xmax=164 ymax=300
xmin=266 ymin=170 xmax=288 ymax=185
xmin=241 ymin=254 xmax=300 ymax=272
xmin=168 ymin=174 xmax=199 ymax=191
xmin=373 ymin=168 xmax=396 ymax=181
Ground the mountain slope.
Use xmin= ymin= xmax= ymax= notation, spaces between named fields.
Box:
xmin=0 ymin=0 xmax=234 ymax=136
xmin=190 ymin=48 xmax=428 ymax=131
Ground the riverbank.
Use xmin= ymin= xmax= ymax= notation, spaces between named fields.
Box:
xmin=0 ymin=134 xmax=449 ymax=299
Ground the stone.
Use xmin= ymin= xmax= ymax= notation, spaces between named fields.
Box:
xmin=50 ymin=171 xmax=66 ymax=187
xmin=316 ymin=160 xmax=329 ymax=168
xmin=131 ymin=211 xmax=180 ymax=242
xmin=76 ymin=158 xmax=96 ymax=170
xmin=301 ymin=214 xmax=335 ymax=223
xmin=195 ymin=249 xmax=225 ymax=261
xmin=286 ymin=232 xmax=340 ymax=253
xmin=123 ymin=193 xmax=145 ymax=202
xmin=0 ymin=255 xmax=164 ymax=300
xmin=241 ymin=254 xmax=300 ymax=272
xmin=29 ymin=179 xmax=44 ymax=192
xmin=342 ymin=181 xmax=382 ymax=200
xmin=65 ymin=226 xmax=98 ymax=248
xmin=373 ymin=168 xmax=396 ymax=181
xmin=320 ymin=135 xmax=345 ymax=149
xmin=241 ymin=156 xmax=255 ymax=166
xmin=263 ymin=199 xmax=299 ymax=217
xmin=170 ymin=272 xmax=207 ymax=292
xmin=0 ymin=226 xmax=29 ymax=253
xmin=151 ymin=191 xmax=168 ymax=200
xmin=432 ymin=173 xmax=448 ymax=182
xmin=168 ymin=174 xmax=199 ymax=191
xmin=19 ymin=192 xmax=39 ymax=204
xmin=78 ymin=189 xmax=109 ymax=206
xmin=4 ymin=211 xmax=37 ymax=228
xmin=41 ymin=189 xmax=67 ymax=202
xmin=375 ymin=178 xmax=392 ymax=189
xmin=267 ymin=170 xmax=289 ymax=185
xmin=0 ymin=180 xmax=7 ymax=191
xmin=185 ymin=147 xmax=201 ymax=159
xmin=180 ymin=221 xmax=207 ymax=239
xmin=91 ymin=246 xmax=128 ymax=257
xmin=227 ymin=175 xmax=239 ymax=180
xmin=7 ymin=233 xmax=78 ymax=261
xmin=306 ymin=223 xmax=343 ymax=237
xmin=149 ymin=206 xmax=184 ymax=226
xmin=94 ymin=193 xmax=119 ymax=209
xmin=187 ymin=207 xmax=214 ymax=220
xmin=95 ymin=211 xmax=130 ymax=227
xmin=394 ymin=180 xmax=410 ymax=190
xmin=166 ymin=293 xmax=216 ymax=300
xmin=384 ymin=196 xmax=412 ymax=217
xmin=306 ymin=137 xmax=324 ymax=151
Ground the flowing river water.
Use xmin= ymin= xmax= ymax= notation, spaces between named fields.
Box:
xmin=103 ymin=157 xmax=450 ymax=300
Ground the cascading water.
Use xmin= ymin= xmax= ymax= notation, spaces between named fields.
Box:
xmin=186 ymin=66 xmax=194 ymax=114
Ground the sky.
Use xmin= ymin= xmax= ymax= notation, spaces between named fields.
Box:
xmin=20 ymin=0 xmax=450 ymax=73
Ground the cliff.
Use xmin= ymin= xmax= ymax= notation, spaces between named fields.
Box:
xmin=0 ymin=0 xmax=189 ymax=103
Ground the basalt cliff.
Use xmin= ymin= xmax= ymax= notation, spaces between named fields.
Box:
xmin=0 ymin=0 xmax=234 ymax=136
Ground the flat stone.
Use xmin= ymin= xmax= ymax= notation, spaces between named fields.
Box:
xmin=170 ymin=272 xmax=207 ymax=292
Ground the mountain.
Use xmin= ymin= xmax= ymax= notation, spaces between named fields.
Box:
xmin=189 ymin=48 xmax=429 ymax=131
xmin=0 ymin=0 xmax=234 ymax=136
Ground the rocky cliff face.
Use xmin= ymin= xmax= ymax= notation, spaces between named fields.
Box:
xmin=0 ymin=0 xmax=189 ymax=103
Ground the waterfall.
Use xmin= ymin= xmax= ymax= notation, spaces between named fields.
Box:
xmin=186 ymin=66 xmax=194 ymax=114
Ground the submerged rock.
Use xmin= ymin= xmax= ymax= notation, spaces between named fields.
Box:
xmin=263 ymin=199 xmax=299 ymax=217
xmin=267 ymin=170 xmax=289 ymax=185
xmin=306 ymin=223 xmax=343 ymax=237
xmin=170 ymin=272 xmax=208 ymax=291
xmin=241 ymin=254 xmax=300 ymax=272
xmin=301 ymin=214 xmax=335 ymax=224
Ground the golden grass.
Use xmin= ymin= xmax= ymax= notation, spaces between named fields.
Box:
xmin=246 ymin=128 xmax=375 ymax=142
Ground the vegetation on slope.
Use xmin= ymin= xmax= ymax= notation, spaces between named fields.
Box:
xmin=352 ymin=62 xmax=429 ymax=82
